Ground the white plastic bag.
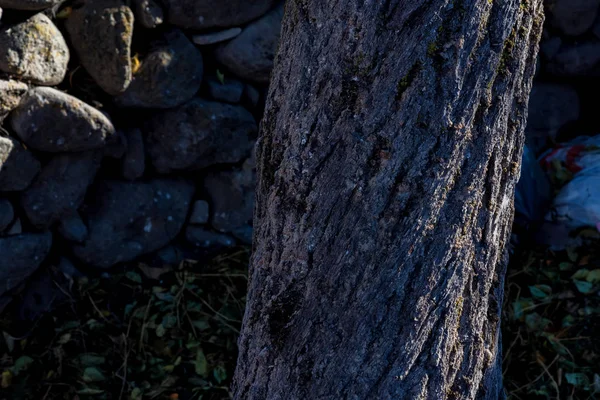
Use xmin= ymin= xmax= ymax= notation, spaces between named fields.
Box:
xmin=541 ymin=135 xmax=600 ymax=230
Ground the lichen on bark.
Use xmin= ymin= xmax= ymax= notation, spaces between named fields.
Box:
xmin=234 ymin=0 xmax=544 ymax=398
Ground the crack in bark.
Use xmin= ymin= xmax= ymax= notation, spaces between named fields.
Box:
xmin=234 ymin=0 xmax=544 ymax=398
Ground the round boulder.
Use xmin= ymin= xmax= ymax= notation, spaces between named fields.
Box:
xmin=21 ymin=151 xmax=102 ymax=228
xmin=0 ymin=231 xmax=53 ymax=297
xmin=72 ymin=179 xmax=194 ymax=268
xmin=215 ymin=3 xmax=283 ymax=83
xmin=10 ymin=87 xmax=116 ymax=152
xmin=144 ymin=98 xmax=257 ymax=173
xmin=549 ymin=0 xmax=600 ymax=36
xmin=65 ymin=0 xmax=134 ymax=95
xmin=0 ymin=13 xmax=69 ymax=85
xmin=116 ymin=29 xmax=203 ymax=109
xmin=0 ymin=136 xmax=40 ymax=192
xmin=526 ymin=83 xmax=579 ymax=153
xmin=0 ymin=79 xmax=28 ymax=122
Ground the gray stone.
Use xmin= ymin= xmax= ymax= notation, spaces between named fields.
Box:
xmin=189 ymin=200 xmax=209 ymax=224
xmin=549 ymin=0 xmax=600 ymax=36
xmin=0 ymin=136 xmax=40 ymax=192
xmin=204 ymin=156 xmax=255 ymax=233
xmin=132 ymin=0 xmax=163 ymax=28
xmin=593 ymin=16 xmax=600 ymax=39
xmin=0 ymin=14 xmax=69 ymax=85
xmin=10 ymin=87 xmax=116 ymax=152
xmin=57 ymin=212 xmax=88 ymax=242
xmin=0 ymin=80 xmax=27 ymax=122
xmin=540 ymin=36 xmax=562 ymax=60
xmin=72 ymin=179 xmax=194 ymax=268
xmin=155 ymin=244 xmax=184 ymax=266
xmin=244 ymin=84 xmax=261 ymax=108
xmin=163 ymin=0 xmax=276 ymax=30
xmin=65 ymin=0 xmax=134 ymax=95
xmin=0 ymin=199 xmax=13 ymax=231
xmin=116 ymin=29 xmax=203 ymax=109
xmin=526 ymin=83 xmax=579 ymax=153
xmin=104 ymin=130 xmax=128 ymax=159
xmin=21 ymin=151 xmax=102 ymax=228
xmin=193 ymin=28 xmax=242 ymax=46
xmin=56 ymin=257 xmax=84 ymax=279
xmin=122 ymin=128 xmax=145 ymax=180
xmin=215 ymin=4 xmax=283 ymax=83
xmin=547 ymin=41 xmax=600 ymax=76
xmin=6 ymin=218 xmax=20 ymax=235
xmin=0 ymin=231 xmax=52 ymax=297
xmin=0 ymin=0 xmax=63 ymax=10
xmin=185 ymin=226 xmax=235 ymax=248
xmin=206 ymin=77 xmax=244 ymax=103
xmin=232 ymin=225 xmax=253 ymax=244
xmin=145 ymin=98 xmax=256 ymax=173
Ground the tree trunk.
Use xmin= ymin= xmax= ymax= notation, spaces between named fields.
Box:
xmin=234 ymin=0 xmax=543 ymax=398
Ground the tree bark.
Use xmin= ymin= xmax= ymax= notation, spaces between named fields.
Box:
xmin=234 ymin=0 xmax=543 ymax=398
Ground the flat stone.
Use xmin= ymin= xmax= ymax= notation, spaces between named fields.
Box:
xmin=189 ymin=200 xmax=209 ymax=224
xmin=145 ymin=98 xmax=256 ymax=173
xmin=204 ymin=156 xmax=255 ymax=233
xmin=206 ymin=77 xmax=244 ymax=103
xmin=163 ymin=0 xmax=277 ymax=30
xmin=549 ymin=0 xmax=600 ymax=36
xmin=0 ymin=79 xmax=27 ymax=121
xmin=122 ymin=128 xmax=145 ymax=180
xmin=0 ymin=13 xmax=69 ymax=85
xmin=0 ymin=0 xmax=63 ymax=10
xmin=65 ymin=0 xmax=134 ymax=95
xmin=192 ymin=28 xmax=242 ymax=46
xmin=21 ymin=151 xmax=102 ymax=228
xmin=57 ymin=212 xmax=88 ymax=243
xmin=72 ymin=179 xmax=194 ymax=268
xmin=10 ymin=87 xmax=116 ymax=152
xmin=0 ymin=231 xmax=52 ymax=297
xmin=185 ymin=226 xmax=235 ymax=248
xmin=132 ymin=0 xmax=163 ymax=28
xmin=0 ymin=198 xmax=13 ymax=231
xmin=215 ymin=4 xmax=283 ymax=83
xmin=0 ymin=136 xmax=40 ymax=192
xmin=116 ymin=29 xmax=203 ymax=109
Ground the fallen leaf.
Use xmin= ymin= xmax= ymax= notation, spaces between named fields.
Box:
xmin=195 ymin=349 xmax=208 ymax=376
xmin=12 ymin=356 xmax=34 ymax=376
xmin=1 ymin=370 xmax=12 ymax=388
xmin=82 ymin=367 xmax=106 ymax=382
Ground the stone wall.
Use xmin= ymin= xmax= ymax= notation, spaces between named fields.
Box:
xmin=527 ymin=0 xmax=600 ymax=154
xmin=0 ymin=0 xmax=283 ymax=304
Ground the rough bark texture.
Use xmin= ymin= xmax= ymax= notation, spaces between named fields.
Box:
xmin=234 ymin=1 xmax=543 ymax=399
